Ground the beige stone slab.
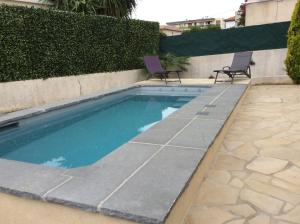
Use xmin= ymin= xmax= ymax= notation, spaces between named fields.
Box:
xmin=220 ymin=144 xmax=228 ymax=153
xmin=245 ymin=179 xmax=300 ymax=205
xmin=240 ymin=188 xmax=284 ymax=215
xmin=246 ymin=157 xmax=288 ymax=175
xmin=254 ymin=97 xmax=282 ymax=103
xmin=274 ymin=166 xmax=300 ymax=186
xmin=186 ymin=207 xmax=235 ymax=224
xmin=223 ymin=140 xmax=245 ymax=151
xmin=248 ymin=214 xmax=270 ymax=224
xmin=206 ymin=170 xmax=232 ymax=184
xmin=225 ymin=204 xmax=256 ymax=218
xmin=275 ymin=205 xmax=300 ymax=224
xmin=259 ymin=146 xmax=300 ymax=163
xmin=283 ymin=203 xmax=294 ymax=213
xmin=253 ymin=120 xmax=291 ymax=131
xmin=226 ymin=219 xmax=245 ymax=224
xmin=284 ymin=112 xmax=300 ymax=122
xmin=276 ymin=221 xmax=294 ymax=224
xmin=254 ymin=138 xmax=292 ymax=148
xmin=231 ymin=171 xmax=249 ymax=180
xmin=289 ymin=123 xmax=300 ymax=133
xmin=289 ymin=140 xmax=300 ymax=151
xmin=195 ymin=180 xmax=239 ymax=206
xmin=227 ymin=128 xmax=282 ymax=142
xmin=272 ymin=132 xmax=300 ymax=143
xmin=214 ymin=155 xmax=246 ymax=171
xmin=229 ymin=178 xmax=244 ymax=189
xmin=246 ymin=173 xmax=271 ymax=183
xmin=231 ymin=143 xmax=258 ymax=161
xmin=271 ymin=178 xmax=300 ymax=194
xmin=293 ymin=160 xmax=300 ymax=168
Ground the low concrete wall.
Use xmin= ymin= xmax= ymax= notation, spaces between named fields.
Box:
xmin=0 ymin=69 xmax=147 ymax=113
xmin=0 ymin=49 xmax=292 ymax=112
xmin=181 ymin=48 xmax=293 ymax=85
xmin=246 ymin=0 xmax=297 ymax=26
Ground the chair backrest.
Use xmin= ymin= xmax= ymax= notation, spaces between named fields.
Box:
xmin=231 ymin=51 xmax=253 ymax=71
xmin=143 ymin=56 xmax=165 ymax=75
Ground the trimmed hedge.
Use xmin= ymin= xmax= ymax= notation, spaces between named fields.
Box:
xmin=0 ymin=5 xmax=159 ymax=82
xmin=285 ymin=0 xmax=300 ymax=84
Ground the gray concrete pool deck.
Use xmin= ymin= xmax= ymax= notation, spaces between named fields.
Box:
xmin=0 ymin=83 xmax=247 ymax=224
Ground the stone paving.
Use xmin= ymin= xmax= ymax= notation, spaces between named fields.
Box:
xmin=184 ymin=85 xmax=300 ymax=224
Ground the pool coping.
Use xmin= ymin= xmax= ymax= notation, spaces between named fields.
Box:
xmin=0 ymin=83 xmax=248 ymax=224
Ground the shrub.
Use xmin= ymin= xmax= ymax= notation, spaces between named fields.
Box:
xmin=285 ymin=0 xmax=300 ymax=84
xmin=182 ymin=25 xmax=221 ymax=34
xmin=0 ymin=5 xmax=159 ymax=82
xmin=160 ymin=53 xmax=190 ymax=71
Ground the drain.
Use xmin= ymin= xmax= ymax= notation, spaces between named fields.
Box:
xmin=205 ymin=105 xmax=216 ymax=108
xmin=196 ymin=111 xmax=209 ymax=115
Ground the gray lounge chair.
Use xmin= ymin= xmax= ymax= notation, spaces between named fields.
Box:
xmin=214 ymin=51 xmax=253 ymax=84
xmin=143 ymin=56 xmax=182 ymax=85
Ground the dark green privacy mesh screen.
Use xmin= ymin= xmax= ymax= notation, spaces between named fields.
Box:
xmin=160 ymin=22 xmax=290 ymax=57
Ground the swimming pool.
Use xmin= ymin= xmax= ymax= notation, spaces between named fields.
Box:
xmin=0 ymin=86 xmax=204 ymax=168
xmin=0 ymin=84 xmax=248 ymax=224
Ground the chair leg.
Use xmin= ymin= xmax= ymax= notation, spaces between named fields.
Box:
xmin=248 ymin=66 xmax=252 ymax=79
xmin=231 ymin=74 xmax=235 ymax=84
xmin=163 ymin=74 xmax=168 ymax=85
xmin=214 ymin=72 xmax=219 ymax=84
xmin=177 ymin=72 xmax=182 ymax=84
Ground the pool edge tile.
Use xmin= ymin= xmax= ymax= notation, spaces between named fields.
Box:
xmin=100 ymin=146 xmax=206 ymax=224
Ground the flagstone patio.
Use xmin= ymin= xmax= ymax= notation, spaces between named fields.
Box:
xmin=184 ymin=85 xmax=300 ymax=224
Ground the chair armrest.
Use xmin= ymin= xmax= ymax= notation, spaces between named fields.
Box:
xmin=223 ymin=66 xmax=231 ymax=70
xmin=166 ymin=70 xmax=182 ymax=73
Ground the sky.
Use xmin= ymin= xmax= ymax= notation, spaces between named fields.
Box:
xmin=132 ymin=0 xmax=245 ymax=25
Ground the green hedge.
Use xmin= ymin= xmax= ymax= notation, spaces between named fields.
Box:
xmin=160 ymin=22 xmax=290 ymax=57
xmin=0 ymin=6 xmax=159 ymax=82
xmin=285 ymin=0 xmax=300 ymax=84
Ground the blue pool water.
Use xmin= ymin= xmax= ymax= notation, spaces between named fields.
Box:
xmin=0 ymin=94 xmax=194 ymax=168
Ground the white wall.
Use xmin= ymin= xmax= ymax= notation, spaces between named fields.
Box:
xmin=0 ymin=0 xmax=52 ymax=8
xmin=0 ymin=69 xmax=147 ymax=113
xmin=180 ymin=48 xmax=292 ymax=84
xmin=246 ymin=0 xmax=297 ymax=26
xmin=225 ymin=21 xmax=236 ymax=29
xmin=161 ymin=29 xmax=182 ymax=36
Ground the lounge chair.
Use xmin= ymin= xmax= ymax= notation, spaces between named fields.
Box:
xmin=214 ymin=51 xmax=253 ymax=84
xmin=143 ymin=56 xmax=182 ymax=85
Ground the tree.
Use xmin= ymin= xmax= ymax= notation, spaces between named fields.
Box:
xmin=285 ymin=0 xmax=300 ymax=84
xmin=95 ymin=0 xmax=137 ymax=18
xmin=51 ymin=0 xmax=137 ymax=18
xmin=237 ymin=0 xmax=248 ymax=26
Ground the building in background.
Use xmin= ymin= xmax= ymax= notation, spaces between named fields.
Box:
xmin=160 ymin=25 xmax=183 ymax=36
xmin=0 ymin=0 xmax=52 ymax=8
xmin=224 ymin=16 xmax=236 ymax=29
xmin=166 ymin=17 xmax=224 ymax=31
xmin=246 ymin=0 xmax=297 ymax=26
